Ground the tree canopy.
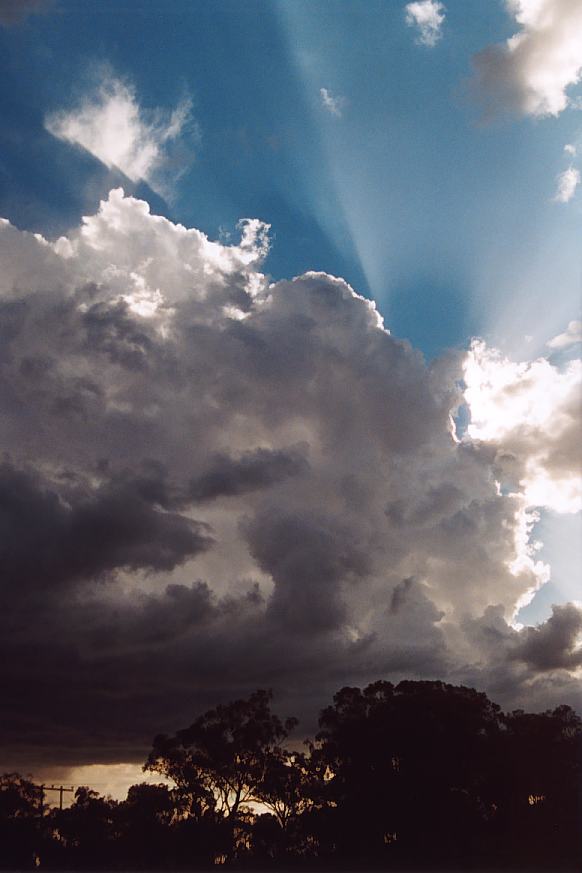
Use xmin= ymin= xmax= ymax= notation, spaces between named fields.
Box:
xmin=145 ymin=689 xmax=297 ymax=820
xmin=1 ymin=680 xmax=580 ymax=870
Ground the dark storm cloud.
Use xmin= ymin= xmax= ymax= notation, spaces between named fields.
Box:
xmin=0 ymin=460 xmax=213 ymax=592
xmin=389 ymin=577 xmax=414 ymax=614
xmin=82 ymin=299 xmax=156 ymax=371
xmin=189 ymin=446 xmax=309 ymax=502
xmin=245 ymin=508 xmax=371 ymax=633
xmin=512 ymin=603 xmax=582 ymax=671
xmin=0 ymin=189 xmax=579 ymax=769
xmin=0 ymin=569 xmax=448 ymax=767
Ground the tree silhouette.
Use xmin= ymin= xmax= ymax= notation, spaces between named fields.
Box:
xmin=145 ymin=689 xmax=297 ymax=821
xmin=490 ymin=703 xmax=582 ymax=869
xmin=255 ymin=748 xmax=316 ymax=830
xmin=312 ymin=680 xmax=517 ymax=866
xmin=53 ymin=786 xmax=118 ymax=867
xmin=0 ymin=773 xmax=41 ymax=819
xmin=0 ymin=773 xmax=42 ymax=868
xmin=1 ymin=680 xmax=580 ymax=870
xmin=116 ymin=783 xmax=175 ymax=867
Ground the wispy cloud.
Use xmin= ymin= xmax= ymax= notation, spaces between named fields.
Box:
xmin=405 ymin=0 xmax=445 ymax=48
xmin=554 ymin=166 xmax=580 ymax=203
xmin=547 ymin=320 xmax=582 ymax=349
xmin=45 ymin=75 xmax=193 ymax=193
xmin=469 ymin=0 xmax=582 ymax=118
xmin=319 ymin=87 xmax=346 ymax=118
xmin=564 ymin=143 xmax=577 ymax=157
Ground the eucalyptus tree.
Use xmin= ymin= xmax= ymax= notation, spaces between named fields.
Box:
xmin=145 ymin=689 xmax=297 ymax=821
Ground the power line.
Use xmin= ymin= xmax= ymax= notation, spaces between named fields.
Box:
xmin=32 ymin=783 xmax=75 ymax=813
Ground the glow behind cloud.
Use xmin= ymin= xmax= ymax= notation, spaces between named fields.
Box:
xmin=464 ymin=339 xmax=582 ymax=514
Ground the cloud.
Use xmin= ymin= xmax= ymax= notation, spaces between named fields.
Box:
xmin=547 ymin=320 xmax=582 ymax=350
xmin=461 ymin=603 xmax=582 ymax=710
xmin=469 ymin=0 xmax=582 ymax=118
xmin=0 ymin=190 xmax=580 ymax=769
xmin=189 ymin=447 xmax=309 ymax=502
xmin=45 ymin=76 xmax=193 ymax=192
xmin=553 ymin=165 xmax=580 ymax=202
xmin=0 ymin=0 xmax=46 ymax=25
xmin=405 ymin=0 xmax=445 ymax=48
xmin=564 ymin=143 xmax=577 ymax=156
xmin=0 ymin=460 xmax=213 ymax=595
xmin=319 ymin=87 xmax=346 ymax=118
xmin=463 ymin=339 xmax=582 ymax=514
xmin=511 ymin=603 xmax=582 ymax=670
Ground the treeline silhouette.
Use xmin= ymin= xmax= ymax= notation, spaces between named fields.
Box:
xmin=2 ymin=681 xmax=581 ymax=870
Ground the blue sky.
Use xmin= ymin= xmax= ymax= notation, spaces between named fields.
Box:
xmin=0 ymin=1 xmax=580 ymax=645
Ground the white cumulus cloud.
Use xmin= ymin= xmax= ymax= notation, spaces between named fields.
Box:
xmin=45 ymin=76 xmax=193 ymax=192
xmin=405 ymin=0 xmax=445 ymax=48
xmin=470 ymin=0 xmax=582 ymax=118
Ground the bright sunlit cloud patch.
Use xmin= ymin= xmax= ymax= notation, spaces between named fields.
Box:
xmin=463 ymin=339 xmax=582 ymax=514
xmin=404 ymin=0 xmax=446 ymax=48
xmin=45 ymin=75 xmax=193 ymax=192
xmin=470 ymin=0 xmax=582 ymax=118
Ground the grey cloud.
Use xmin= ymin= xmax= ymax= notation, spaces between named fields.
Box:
xmin=458 ymin=603 xmax=582 ymax=713
xmin=245 ymin=509 xmax=372 ymax=634
xmin=189 ymin=446 xmax=309 ymax=502
xmin=82 ymin=299 xmax=156 ymax=371
xmin=0 ymin=460 xmax=213 ymax=594
xmin=468 ymin=0 xmax=582 ymax=119
xmin=0 ymin=0 xmax=47 ymax=25
xmin=470 ymin=43 xmax=527 ymax=119
xmin=0 ymin=191 xmax=579 ymax=768
xmin=512 ymin=603 xmax=582 ymax=671
xmin=390 ymin=577 xmax=414 ymax=614
xmin=0 ymin=573 xmax=449 ymax=768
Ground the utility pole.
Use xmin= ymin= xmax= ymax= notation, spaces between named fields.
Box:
xmin=34 ymin=783 xmax=75 ymax=813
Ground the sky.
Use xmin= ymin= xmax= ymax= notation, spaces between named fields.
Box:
xmin=0 ymin=0 xmax=581 ymax=798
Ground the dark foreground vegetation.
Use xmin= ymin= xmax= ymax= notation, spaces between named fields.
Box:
xmin=2 ymin=681 xmax=581 ymax=870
